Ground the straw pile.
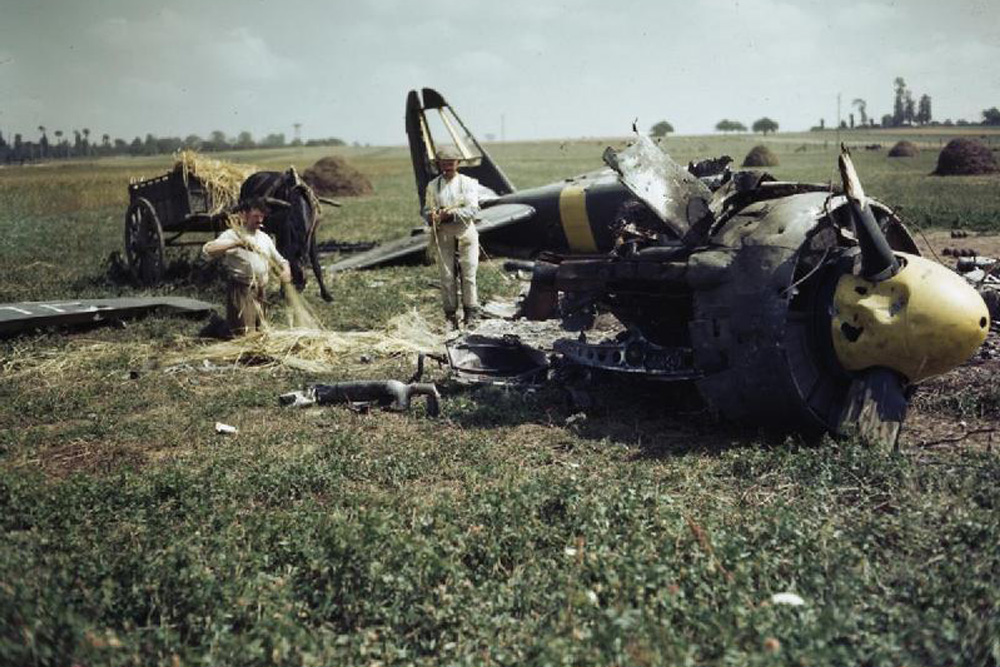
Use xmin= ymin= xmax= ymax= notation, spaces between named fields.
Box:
xmin=933 ymin=138 xmax=998 ymax=176
xmin=742 ymin=145 xmax=779 ymax=167
xmin=888 ymin=140 xmax=919 ymax=157
xmin=174 ymin=150 xmax=258 ymax=214
xmin=301 ymin=156 xmax=374 ymax=197
xmin=175 ymin=308 xmax=443 ymax=374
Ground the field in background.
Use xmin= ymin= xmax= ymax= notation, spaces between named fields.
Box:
xmin=1 ymin=131 xmax=999 ymax=665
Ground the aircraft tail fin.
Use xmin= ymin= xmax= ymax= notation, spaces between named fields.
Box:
xmin=406 ymin=88 xmax=515 ymax=210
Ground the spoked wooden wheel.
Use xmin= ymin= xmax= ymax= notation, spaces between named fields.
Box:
xmin=124 ymin=197 xmax=165 ymax=285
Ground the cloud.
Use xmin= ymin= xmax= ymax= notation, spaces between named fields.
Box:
xmin=208 ymin=27 xmax=295 ymax=81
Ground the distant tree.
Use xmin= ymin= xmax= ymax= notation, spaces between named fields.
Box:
xmin=983 ymin=107 xmax=1000 ymax=126
xmin=893 ymin=77 xmax=907 ymax=126
xmin=184 ymin=134 xmax=203 ymax=149
xmin=957 ymin=118 xmax=971 ymax=127
xmin=650 ymin=120 xmax=674 ymax=137
xmin=260 ymin=133 xmax=286 ymax=148
xmin=156 ymin=137 xmax=183 ymax=154
xmin=715 ymin=119 xmax=746 ymax=133
xmin=82 ymin=128 xmax=91 ymax=156
xmin=37 ymin=125 xmax=48 ymax=157
xmin=881 ymin=114 xmax=893 ymax=128
xmin=73 ymin=130 xmax=82 ymax=156
xmin=205 ymin=130 xmax=229 ymax=152
xmin=114 ymin=138 xmax=128 ymax=152
xmin=849 ymin=113 xmax=855 ymax=129
xmin=128 ymin=137 xmax=143 ymax=156
xmin=903 ymin=91 xmax=915 ymax=124
xmin=852 ymin=98 xmax=868 ymax=125
xmin=916 ymin=95 xmax=932 ymax=125
xmin=235 ymin=131 xmax=255 ymax=149
xmin=304 ymin=137 xmax=347 ymax=147
xmin=752 ymin=117 xmax=779 ymax=135
xmin=54 ymin=130 xmax=64 ymax=157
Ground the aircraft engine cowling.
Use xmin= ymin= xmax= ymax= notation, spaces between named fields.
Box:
xmin=685 ymin=191 xmax=924 ymax=435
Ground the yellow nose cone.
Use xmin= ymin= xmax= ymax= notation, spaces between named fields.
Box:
xmin=832 ymin=253 xmax=990 ymax=382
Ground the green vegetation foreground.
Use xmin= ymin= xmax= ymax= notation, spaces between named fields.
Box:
xmin=2 ymin=135 xmax=999 ymax=665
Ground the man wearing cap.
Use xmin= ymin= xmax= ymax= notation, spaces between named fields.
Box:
xmin=202 ymin=197 xmax=292 ymax=336
xmin=422 ymin=145 xmax=481 ymax=329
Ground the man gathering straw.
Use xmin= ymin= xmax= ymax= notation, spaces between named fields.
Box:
xmin=202 ymin=197 xmax=292 ymax=337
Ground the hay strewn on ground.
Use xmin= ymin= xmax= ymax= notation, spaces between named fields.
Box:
xmin=888 ymin=140 xmax=919 ymax=157
xmin=173 ymin=308 xmax=442 ymax=374
xmin=741 ymin=145 xmax=779 ymax=167
xmin=933 ymin=138 xmax=998 ymax=176
xmin=301 ymin=156 xmax=374 ymax=197
xmin=174 ymin=150 xmax=258 ymax=214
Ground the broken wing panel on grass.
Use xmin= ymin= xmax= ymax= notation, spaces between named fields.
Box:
xmin=326 ymin=202 xmax=536 ymax=273
xmin=604 ymin=135 xmax=714 ymax=244
xmin=0 ymin=297 xmax=215 ymax=336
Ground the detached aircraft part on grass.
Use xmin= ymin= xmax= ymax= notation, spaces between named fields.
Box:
xmin=330 ymin=88 xmax=990 ymax=446
xmin=0 ymin=297 xmax=216 ymax=336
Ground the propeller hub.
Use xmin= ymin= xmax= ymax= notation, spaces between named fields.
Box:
xmin=831 ymin=253 xmax=989 ymax=382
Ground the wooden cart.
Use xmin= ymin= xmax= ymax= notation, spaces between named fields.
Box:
xmin=123 ymin=169 xmax=226 ymax=285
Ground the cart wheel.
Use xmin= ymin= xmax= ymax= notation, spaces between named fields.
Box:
xmin=124 ymin=197 xmax=165 ymax=285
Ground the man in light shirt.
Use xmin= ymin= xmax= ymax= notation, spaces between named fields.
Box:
xmin=422 ymin=145 xmax=480 ymax=329
xmin=202 ymin=197 xmax=292 ymax=336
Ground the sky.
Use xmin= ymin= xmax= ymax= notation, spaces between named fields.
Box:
xmin=1 ymin=0 xmax=998 ymax=145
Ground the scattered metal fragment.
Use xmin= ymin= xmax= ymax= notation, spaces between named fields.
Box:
xmin=0 ymin=297 xmax=215 ymax=337
xmin=280 ymin=380 xmax=441 ymax=416
xmin=444 ymin=334 xmax=549 ymax=386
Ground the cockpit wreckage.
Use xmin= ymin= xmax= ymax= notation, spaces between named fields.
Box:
xmin=332 ymin=89 xmax=990 ymax=446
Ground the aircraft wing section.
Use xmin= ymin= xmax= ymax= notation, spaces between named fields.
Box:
xmin=475 ymin=202 xmax=536 ymax=233
xmin=327 ymin=202 xmax=536 ymax=273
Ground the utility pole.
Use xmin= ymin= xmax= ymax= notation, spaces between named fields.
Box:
xmin=293 ymin=123 xmax=302 ymax=144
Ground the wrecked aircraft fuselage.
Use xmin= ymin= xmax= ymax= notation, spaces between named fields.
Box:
xmin=523 ymin=139 xmax=989 ymax=444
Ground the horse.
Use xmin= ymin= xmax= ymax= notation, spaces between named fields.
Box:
xmin=239 ymin=168 xmax=333 ymax=302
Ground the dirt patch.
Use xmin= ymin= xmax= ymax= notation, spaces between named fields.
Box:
xmin=933 ymin=138 xmax=999 ymax=176
xmin=888 ymin=140 xmax=919 ymax=157
xmin=909 ymin=229 xmax=1000 ymax=261
xmin=741 ymin=145 xmax=778 ymax=167
xmin=301 ymin=156 xmax=374 ymax=197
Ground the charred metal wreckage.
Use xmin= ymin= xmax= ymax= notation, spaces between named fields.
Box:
xmin=330 ymin=89 xmax=989 ymax=445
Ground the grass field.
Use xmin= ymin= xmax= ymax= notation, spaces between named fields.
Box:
xmin=2 ymin=130 xmax=1000 ymax=665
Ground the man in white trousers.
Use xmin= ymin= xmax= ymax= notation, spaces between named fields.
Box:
xmin=422 ymin=145 xmax=480 ymax=329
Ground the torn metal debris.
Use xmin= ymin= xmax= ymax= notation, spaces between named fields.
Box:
xmin=280 ymin=380 xmax=441 ymax=416
xmin=0 ymin=297 xmax=215 ymax=337
xmin=444 ymin=334 xmax=549 ymax=386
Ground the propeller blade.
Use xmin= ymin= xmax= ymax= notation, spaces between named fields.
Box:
xmin=838 ymin=367 xmax=908 ymax=450
xmin=839 ymin=145 xmax=900 ymax=281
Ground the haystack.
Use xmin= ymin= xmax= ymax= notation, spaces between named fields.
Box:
xmin=888 ymin=140 xmax=919 ymax=157
xmin=933 ymin=138 xmax=998 ymax=176
xmin=741 ymin=145 xmax=779 ymax=167
xmin=174 ymin=150 xmax=257 ymax=214
xmin=301 ymin=156 xmax=373 ymax=197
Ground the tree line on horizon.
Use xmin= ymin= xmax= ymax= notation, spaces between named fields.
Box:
xmin=0 ymin=128 xmax=347 ymax=165
xmin=650 ymin=77 xmax=1000 ymax=137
